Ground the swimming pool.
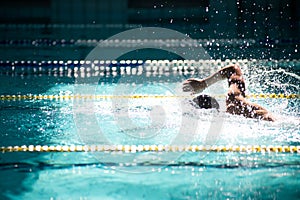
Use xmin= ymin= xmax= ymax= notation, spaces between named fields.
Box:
xmin=0 ymin=59 xmax=299 ymax=199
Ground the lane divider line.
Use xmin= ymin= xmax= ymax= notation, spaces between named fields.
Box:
xmin=1 ymin=145 xmax=299 ymax=153
xmin=0 ymin=93 xmax=299 ymax=101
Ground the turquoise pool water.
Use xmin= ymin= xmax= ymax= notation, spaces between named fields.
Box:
xmin=0 ymin=60 xmax=299 ymax=199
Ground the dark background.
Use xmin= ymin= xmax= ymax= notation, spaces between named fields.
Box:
xmin=0 ymin=0 xmax=299 ymax=60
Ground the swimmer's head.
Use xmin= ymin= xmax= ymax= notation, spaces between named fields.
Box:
xmin=192 ymin=94 xmax=220 ymax=109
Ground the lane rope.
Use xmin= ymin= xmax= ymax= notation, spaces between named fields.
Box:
xmin=0 ymin=59 xmax=299 ymax=71
xmin=0 ymin=37 xmax=299 ymax=48
xmin=0 ymin=93 xmax=299 ymax=101
xmin=1 ymin=145 xmax=299 ymax=153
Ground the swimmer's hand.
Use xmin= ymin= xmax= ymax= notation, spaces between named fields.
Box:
xmin=182 ymin=78 xmax=207 ymax=94
xmin=254 ymin=110 xmax=276 ymax=122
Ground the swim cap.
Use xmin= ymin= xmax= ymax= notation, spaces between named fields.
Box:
xmin=192 ymin=94 xmax=220 ymax=109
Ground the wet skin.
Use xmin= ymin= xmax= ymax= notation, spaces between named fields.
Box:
xmin=183 ymin=64 xmax=275 ymax=121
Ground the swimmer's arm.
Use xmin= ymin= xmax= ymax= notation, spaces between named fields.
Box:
xmin=206 ymin=64 xmax=243 ymax=84
xmin=255 ymin=110 xmax=276 ymax=121
xmin=236 ymin=96 xmax=276 ymax=121
xmin=183 ymin=64 xmax=241 ymax=93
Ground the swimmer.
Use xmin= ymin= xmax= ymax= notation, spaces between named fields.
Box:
xmin=183 ymin=64 xmax=275 ymax=121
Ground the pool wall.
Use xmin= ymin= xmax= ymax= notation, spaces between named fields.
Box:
xmin=0 ymin=0 xmax=299 ymax=61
